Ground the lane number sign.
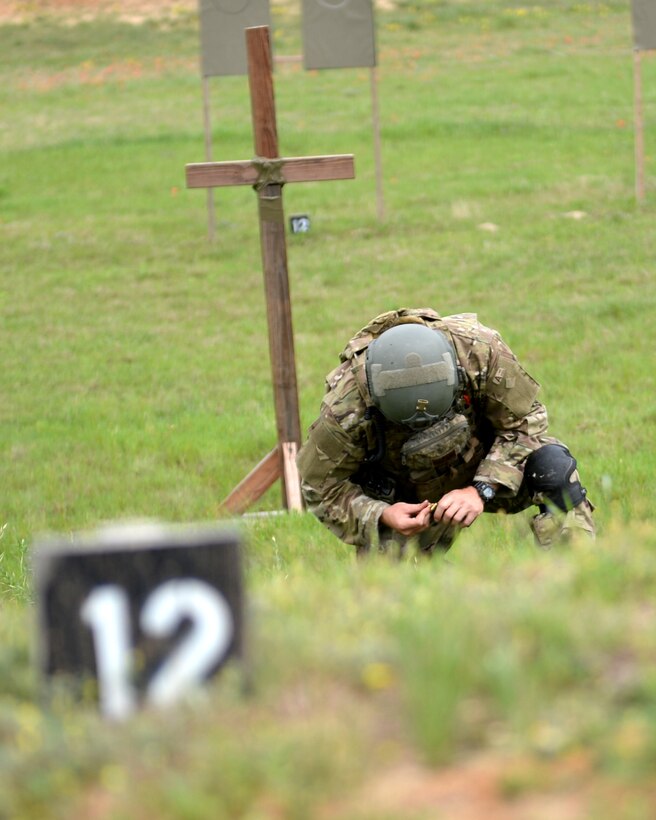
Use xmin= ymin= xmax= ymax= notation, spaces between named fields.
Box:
xmin=290 ymin=214 xmax=311 ymax=234
xmin=33 ymin=523 xmax=243 ymax=720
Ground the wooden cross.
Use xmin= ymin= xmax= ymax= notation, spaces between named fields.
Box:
xmin=186 ymin=25 xmax=355 ymax=515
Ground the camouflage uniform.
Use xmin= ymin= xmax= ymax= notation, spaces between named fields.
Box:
xmin=297 ymin=308 xmax=595 ymax=553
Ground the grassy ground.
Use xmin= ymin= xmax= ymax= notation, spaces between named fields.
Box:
xmin=2 ymin=0 xmax=656 ymax=816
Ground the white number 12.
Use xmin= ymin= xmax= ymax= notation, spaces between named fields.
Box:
xmin=81 ymin=579 xmax=234 ymax=720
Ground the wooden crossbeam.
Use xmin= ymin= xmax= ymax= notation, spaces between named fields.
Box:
xmin=187 ymin=155 xmax=355 ymax=189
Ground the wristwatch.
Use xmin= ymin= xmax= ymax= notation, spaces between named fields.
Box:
xmin=473 ymin=481 xmax=496 ymax=504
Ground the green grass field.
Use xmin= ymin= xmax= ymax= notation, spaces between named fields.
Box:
xmin=2 ymin=0 xmax=656 ymax=816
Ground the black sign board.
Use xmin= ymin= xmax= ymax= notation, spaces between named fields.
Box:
xmin=632 ymin=0 xmax=656 ymax=51
xmin=198 ymin=0 xmax=271 ymax=77
xmin=290 ymin=214 xmax=311 ymax=233
xmin=302 ymin=0 xmax=376 ymax=70
xmin=34 ymin=522 xmax=243 ymax=720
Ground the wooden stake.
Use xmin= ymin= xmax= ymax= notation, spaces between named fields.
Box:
xmin=634 ymin=48 xmax=645 ymax=203
xmin=219 ymin=447 xmax=280 ymax=515
xmin=370 ymin=65 xmax=385 ymax=220
xmin=281 ymin=442 xmax=303 ymax=512
xmin=202 ymin=76 xmax=216 ymax=241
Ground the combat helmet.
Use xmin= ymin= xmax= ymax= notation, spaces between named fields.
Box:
xmin=365 ymin=323 xmax=458 ymax=429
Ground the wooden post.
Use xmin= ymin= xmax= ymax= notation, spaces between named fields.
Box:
xmin=247 ymin=27 xmax=302 ymax=465
xmin=202 ymin=76 xmax=216 ymax=241
xmin=185 ymin=26 xmax=355 ymax=513
xmin=634 ymin=48 xmax=646 ymax=203
xmin=370 ymin=65 xmax=385 ymax=220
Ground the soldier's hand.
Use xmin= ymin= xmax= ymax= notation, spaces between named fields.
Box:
xmin=380 ymin=500 xmax=433 ymax=536
xmin=432 ymin=487 xmax=483 ymax=527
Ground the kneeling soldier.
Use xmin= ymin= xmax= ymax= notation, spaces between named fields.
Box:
xmin=297 ymin=308 xmax=595 ymax=554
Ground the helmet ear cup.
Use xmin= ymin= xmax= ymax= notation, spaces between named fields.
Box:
xmin=365 ymin=324 xmax=458 ymax=428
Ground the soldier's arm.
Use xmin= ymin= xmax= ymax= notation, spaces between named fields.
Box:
xmin=297 ymin=411 xmax=390 ymax=549
xmin=473 ymin=336 xmax=547 ymax=493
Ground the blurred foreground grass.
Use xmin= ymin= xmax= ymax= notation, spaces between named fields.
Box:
xmin=2 ymin=518 xmax=656 ymax=817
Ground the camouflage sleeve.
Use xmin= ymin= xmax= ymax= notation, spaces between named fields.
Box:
xmin=296 ymin=409 xmax=389 ymax=551
xmin=472 ymin=335 xmax=548 ymax=493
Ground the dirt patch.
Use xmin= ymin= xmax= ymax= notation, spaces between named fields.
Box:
xmin=0 ymin=0 xmax=395 ymax=26
xmin=0 ymin=0 xmax=196 ymax=25
xmin=321 ymin=752 xmax=595 ymax=820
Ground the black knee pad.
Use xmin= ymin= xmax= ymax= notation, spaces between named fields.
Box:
xmin=524 ymin=444 xmax=587 ymax=512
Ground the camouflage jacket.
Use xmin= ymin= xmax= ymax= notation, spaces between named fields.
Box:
xmin=296 ymin=308 xmax=549 ymax=549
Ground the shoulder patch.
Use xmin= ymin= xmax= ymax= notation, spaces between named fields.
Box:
xmin=323 ymin=366 xmax=367 ymax=433
xmin=486 ymin=354 xmax=540 ymax=417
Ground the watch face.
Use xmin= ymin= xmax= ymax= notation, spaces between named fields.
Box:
xmin=475 ymin=482 xmax=495 ymax=502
